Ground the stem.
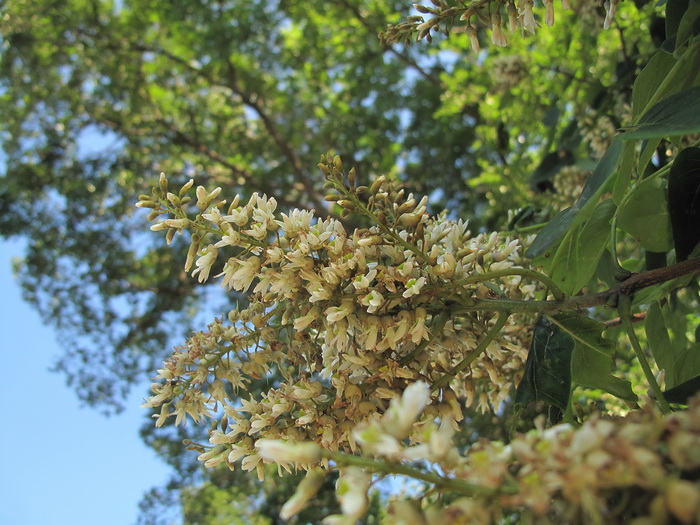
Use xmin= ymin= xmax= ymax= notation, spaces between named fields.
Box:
xmin=455 ymin=267 xmax=565 ymax=301
xmin=322 ymin=450 xmax=513 ymax=497
xmin=618 ymin=295 xmax=671 ymax=414
xmin=449 ymin=257 xmax=700 ymax=317
xmin=432 ymin=312 xmax=510 ymax=391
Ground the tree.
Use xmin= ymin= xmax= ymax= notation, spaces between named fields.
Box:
xmin=4 ymin=0 xmax=700 ymax=522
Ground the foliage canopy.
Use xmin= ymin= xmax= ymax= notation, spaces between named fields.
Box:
xmin=3 ymin=0 xmax=700 ymax=523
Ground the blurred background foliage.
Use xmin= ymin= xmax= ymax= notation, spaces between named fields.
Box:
xmin=0 ymin=0 xmax=667 ymax=522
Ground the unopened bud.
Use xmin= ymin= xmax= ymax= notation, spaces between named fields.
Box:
xmin=348 ymin=167 xmax=356 ymax=189
xmin=370 ymin=176 xmax=386 ymax=195
xmin=178 ymin=179 xmax=194 ymax=198
xmin=318 ymin=163 xmax=331 ymax=178
xmin=166 ymin=192 xmax=181 ymax=206
xmin=147 ymin=210 xmax=163 ymax=221
xmin=333 ymin=155 xmax=343 ymax=172
xmin=255 ymin=439 xmax=321 ymax=464
xmin=158 ymin=173 xmax=168 ymax=193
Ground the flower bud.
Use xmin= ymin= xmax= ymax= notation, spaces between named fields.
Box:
xmin=178 ymin=178 xmax=194 ymax=198
xmin=255 ymin=439 xmax=321 ymax=464
xmin=280 ymin=469 xmax=326 ymax=520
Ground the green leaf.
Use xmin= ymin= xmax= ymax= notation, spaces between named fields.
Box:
xmin=667 ymin=0 xmax=690 ymax=41
xmin=547 ymin=199 xmax=615 ymax=295
xmin=645 ymin=302 xmax=674 ymax=374
xmin=514 ymin=316 xmax=574 ymax=411
xmin=613 ymin=141 xmax=637 ymax=205
xmin=617 ymin=175 xmax=673 ymax=252
xmin=621 ymin=86 xmax=700 ymax=140
xmin=673 ymin=343 xmax=700 ymax=385
xmin=676 ymin=3 xmax=700 ymax=49
xmin=664 ymin=374 xmax=700 ymax=404
xmin=668 ymin=147 xmax=700 ymax=260
xmin=549 ymin=312 xmax=637 ymax=401
xmin=632 ymin=51 xmax=677 ymax=121
xmin=527 ymin=138 xmax=624 ymax=258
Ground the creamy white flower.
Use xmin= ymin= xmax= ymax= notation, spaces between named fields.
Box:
xmin=360 ymin=290 xmax=384 ymax=313
xmin=222 ymin=206 xmax=249 ymax=226
xmin=352 ymin=269 xmax=377 ymax=291
xmin=402 ymin=276 xmax=426 ymax=298
xmin=191 ymin=245 xmax=218 ymax=283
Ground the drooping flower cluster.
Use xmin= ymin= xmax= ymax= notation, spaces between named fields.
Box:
xmin=381 ymin=0 xmax=620 ymax=50
xmin=269 ymin=383 xmax=700 ymax=524
xmin=138 ymin=155 xmax=542 ymax=479
xmin=490 ymin=54 xmax=528 ymax=90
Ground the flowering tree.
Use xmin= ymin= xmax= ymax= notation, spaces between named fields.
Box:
xmin=134 ymin=0 xmax=700 ymax=523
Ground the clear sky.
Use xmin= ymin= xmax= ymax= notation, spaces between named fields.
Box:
xmin=0 ymin=237 xmax=173 ymax=525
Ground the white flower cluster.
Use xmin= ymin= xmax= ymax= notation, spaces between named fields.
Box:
xmin=260 ymin=382 xmax=700 ymax=524
xmin=382 ymin=0 xmax=620 ymax=51
xmin=490 ymin=55 xmax=528 ymax=91
xmin=551 ymin=165 xmax=590 ymax=211
xmin=138 ymin=158 xmax=539 ymax=481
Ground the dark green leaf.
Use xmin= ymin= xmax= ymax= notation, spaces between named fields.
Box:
xmin=618 ymin=175 xmax=673 ymax=252
xmin=548 ymin=199 xmax=615 ymax=295
xmin=613 ymin=141 xmax=638 ymax=205
xmin=527 ymin=138 xmax=623 ymax=258
xmin=676 ymin=3 xmax=700 ymax=48
xmin=621 ymin=86 xmax=700 ymax=140
xmin=668 ymin=147 xmax=700 ymax=260
xmin=664 ymin=374 xmax=700 ymax=404
xmin=645 ymin=302 xmax=674 ymax=373
xmin=549 ymin=312 xmax=637 ymax=401
xmin=632 ymin=51 xmax=677 ymax=120
xmin=666 ymin=0 xmax=689 ymax=46
xmin=514 ymin=316 xmax=574 ymax=411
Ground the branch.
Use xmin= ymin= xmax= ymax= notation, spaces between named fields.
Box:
xmin=335 ymin=0 xmax=444 ymax=88
xmin=452 ymin=257 xmax=700 ymax=316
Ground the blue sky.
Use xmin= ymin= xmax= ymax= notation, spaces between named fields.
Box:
xmin=0 ymin=237 xmax=173 ymax=525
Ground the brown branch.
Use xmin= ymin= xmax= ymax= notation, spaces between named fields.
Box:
xmin=453 ymin=257 xmax=700 ymax=316
xmin=603 ymin=312 xmax=646 ymax=328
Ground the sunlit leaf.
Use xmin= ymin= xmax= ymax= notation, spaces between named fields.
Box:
xmin=549 ymin=312 xmax=637 ymax=401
